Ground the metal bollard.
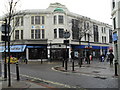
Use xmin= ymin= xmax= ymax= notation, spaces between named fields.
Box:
xmin=114 ymin=60 xmax=118 ymax=76
xmin=62 ymin=60 xmax=64 ymax=67
xmin=65 ymin=61 xmax=67 ymax=70
xmin=72 ymin=59 xmax=74 ymax=71
xmin=16 ymin=62 xmax=20 ymax=81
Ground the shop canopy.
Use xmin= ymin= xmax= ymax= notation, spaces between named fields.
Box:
xmin=0 ymin=45 xmax=26 ymax=52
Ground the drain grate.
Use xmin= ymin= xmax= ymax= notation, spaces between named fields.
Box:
xmin=92 ymin=71 xmax=100 ymax=73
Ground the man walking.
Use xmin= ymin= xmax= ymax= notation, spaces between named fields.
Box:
xmin=108 ymin=52 xmax=114 ymax=65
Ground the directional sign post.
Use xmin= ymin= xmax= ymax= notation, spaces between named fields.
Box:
xmin=63 ymin=30 xmax=70 ymax=71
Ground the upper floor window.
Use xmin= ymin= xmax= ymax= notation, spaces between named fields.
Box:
xmin=93 ymin=25 xmax=99 ymax=42
xmin=42 ymin=29 xmax=45 ymax=39
xmin=31 ymin=29 xmax=34 ymax=39
xmin=15 ymin=17 xmax=20 ymax=26
xmin=54 ymin=29 xmax=57 ymax=38
xmin=35 ymin=16 xmax=40 ymax=24
xmin=72 ymin=19 xmax=79 ymax=40
xmin=102 ymin=27 xmax=106 ymax=33
xmin=42 ymin=16 xmax=45 ymax=24
xmin=109 ymin=29 xmax=112 ymax=43
xmin=15 ymin=30 xmax=19 ymax=40
xmin=84 ymin=22 xmax=86 ymax=30
xmin=104 ymin=27 xmax=106 ymax=33
xmin=58 ymin=15 xmax=64 ymax=24
xmin=54 ymin=16 xmax=57 ymax=24
xmin=59 ymin=28 xmax=64 ymax=38
xmin=31 ymin=16 xmax=45 ymax=25
xmin=102 ymin=27 xmax=103 ymax=33
xmin=21 ymin=30 xmax=23 ymax=39
xmin=102 ymin=36 xmax=106 ymax=43
xmin=113 ymin=17 xmax=116 ymax=29
xmin=35 ymin=29 xmax=40 ymax=39
xmin=31 ymin=29 xmax=45 ymax=39
xmin=31 ymin=16 xmax=34 ymax=24
xmin=87 ymin=22 xmax=89 ymax=29
xmin=112 ymin=0 xmax=115 ymax=9
xmin=21 ymin=17 xmax=23 ymax=26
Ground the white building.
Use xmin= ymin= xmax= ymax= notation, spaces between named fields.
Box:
xmin=0 ymin=2 xmax=112 ymax=61
xmin=111 ymin=0 xmax=120 ymax=63
xmin=111 ymin=0 xmax=120 ymax=75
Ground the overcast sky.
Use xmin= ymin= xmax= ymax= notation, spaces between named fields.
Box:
xmin=0 ymin=0 xmax=112 ymax=25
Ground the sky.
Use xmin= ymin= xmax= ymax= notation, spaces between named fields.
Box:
xmin=0 ymin=0 xmax=112 ymax=25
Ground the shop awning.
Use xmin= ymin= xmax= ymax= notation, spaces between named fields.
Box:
xmin=0 ymin=45 xmax=26 ymax=52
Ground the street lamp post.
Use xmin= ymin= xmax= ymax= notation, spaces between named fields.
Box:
xmin=49 ymin=40 xmax=52 ymax=62
xmin=87 ymin=33 xmax=90 ymax=64
xmin=4 ymin=19 xmax=7 ymax=79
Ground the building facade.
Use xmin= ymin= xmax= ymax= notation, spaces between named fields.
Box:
xmin=111 ymin=0 xmax=120 ymax=76
xmin=0 ymin=3 xmax=112 ymax=61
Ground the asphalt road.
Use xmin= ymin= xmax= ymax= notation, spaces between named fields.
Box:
xmin=10 ymin=62 xmax=118 ymax=89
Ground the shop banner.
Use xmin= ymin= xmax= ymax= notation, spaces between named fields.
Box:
xmin=0 ymin=45 xmax=26 ymax=52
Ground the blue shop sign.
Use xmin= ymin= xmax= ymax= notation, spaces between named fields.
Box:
xmin=113 ymin=33 xmax=118 ymax=41
xmin=27 ymin=46 xmax=46 ymax=48
xmin=0 ymin=45 xmax=26 ymax=52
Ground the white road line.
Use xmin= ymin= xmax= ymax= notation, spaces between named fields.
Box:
xmin=11 ymin=72 xmax=77 ymax=88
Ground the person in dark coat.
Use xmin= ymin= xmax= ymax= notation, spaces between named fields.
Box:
xmin=108 ymin=52 xmax=114 ymax=65
xmin=71 ymin=51 xmax=74 ymax=60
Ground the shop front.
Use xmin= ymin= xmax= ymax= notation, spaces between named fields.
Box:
xmin=71 ymin=45 xmax=109 ymax=59
xmin=27 ymin=45 xmax=47 ymax=60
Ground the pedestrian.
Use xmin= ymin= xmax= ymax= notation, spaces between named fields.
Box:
xmin=71 ymin=51 xmax=74 ymax=60
xmin=25 ymin=57 xmax=28 ymax=64
xmin=19 ymin=56 xmax=23 ymax=63
xmin=89 ymin=54 xmax=92 ymax=61
xmin=101 ymin=54 xmax=105 ymax=62
xmin=108 ymin=52 xmax=114 ymax=65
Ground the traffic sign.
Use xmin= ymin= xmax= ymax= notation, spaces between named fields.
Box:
xmin=63 ymin=31 xmax=70 ymax=38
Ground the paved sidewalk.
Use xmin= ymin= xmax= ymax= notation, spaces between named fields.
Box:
xmin=54 ymin=59 xmax=119 ymax=78
xmin=0 ymin=76 xmax=46 ymax=89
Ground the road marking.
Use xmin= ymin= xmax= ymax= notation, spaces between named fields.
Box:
xmin=11 ymin=72 xmax=76 ymax=88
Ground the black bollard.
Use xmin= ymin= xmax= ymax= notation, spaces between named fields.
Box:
xmin=65 ymin=60 xmax=67 ymax=71
xmin=25 ymin=59 xmax=28 ymax=64
xmin=114 ymin=60 xmax=118 ymax=76
xmin=72 ymin=59 xmax=74 ymax=71
xmin=62 ymin=60 xmax=64 ymax=67
xmin=16 ymin=62 xmax=20 ymax=81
